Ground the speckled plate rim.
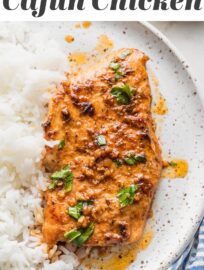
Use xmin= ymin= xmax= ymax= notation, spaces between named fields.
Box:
xmin=140 ymin=21 xmax=204 ymax=268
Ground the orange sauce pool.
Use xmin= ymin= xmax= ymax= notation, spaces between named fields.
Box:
xmin=95 ymin=34 xmax=114 ymax=53
xmin=82 ymin=230 xmax=153 ymax=270
xmin=162 ymin=159 xmax=189 ymax=179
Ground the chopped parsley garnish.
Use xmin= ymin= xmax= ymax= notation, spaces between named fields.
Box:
xmin=115 ymin=70 xmax=125 ymax=80
xmin=119 ymin=50 xmax=131 ymax=59
xmin=113 ymin=154 xmax=146 ymax=167
xmin=97 ymin=135 xmax=106 ymax=146
xmin=168 ymin=161 xmax=177 ymax=167
xmin=109 ymin=62 xmax=120 ymax=71
xmin=111 ymin=84 xmax=135 ymax=105
xmin=117 ymin=184 xmax=139 ymax=208
xmin=68 ymin=200 xmax=93 ymax=220
xmin=51 ymin=165 xmax=71 ymax=180
xmin=64 ymin=173 xmax=73 ymax=192
xmin=58 ymin=140 xmax=65 ymax=150
xmin=49 ymin=165 xmax=73 ymax=192
xmin=48 ymin=179 xmax=58 ymax=190
xmin=113 ymin=159 xmax=123 ymax=167
xmin=68 ymin=202 xmax=84 ymax=220
xmin=73 ymin=223 xmax=95 ymax=247
xmin=64 ymin=223 xmax=95 ymax=247
xmin=109 ymin=61 xmax=125 ymax=80
xmin=64 ymin=229 xmax=81 ymax=242
xmin=124 ymin=154 xmax=147 ymax=166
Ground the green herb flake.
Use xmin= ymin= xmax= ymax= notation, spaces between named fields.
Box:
xmin=113 ymin=159 xmax=123 ymax=167
xmin=109 ymin=61 xmax=126 ymax=81
xmin=119 ymin=50 xmax=131 ymax=59
xmin=48 ymin=179 xmax=58 ymax=190
xmin=111 ymin=84 xmax=135 ymax=105
xmin=168 ymin=161 xmax=177 ymax=167
xmin=50 ymin=165 xmax=73 ymax=192
xmin=115 ymin=70 xmax=125 ymax=80
xmin=83 ymin=200 xmax=94 ymax=207
xmin=64 ymin=223 xmax=95 ymax=247
xmin=109 ymin=62 xmax=120 ymax=71
xmin=64 ymin=229 xmax=81 ymax=242
xmin=73 ymin=223 xmax=95 ymax=247
xmin=51 ymin=165 xmax=71 ymax=180
xmin=117 ymin=184 xmax=139 ymax=208
xmin=97 ymin=135 xmax=106 ymax=146
xmin=124 ymin=154 xmax=146 ymax=166
xmin=68 ymin=201 xmax=94 ymax=220
xmin=124 ymin=156 xmax=136 ymax=165
xmin=58 ymin=140 xmax=65 ymax=150
xmin=68 ymin=202 xmax=84 ymax=220
xmin=134 ymin=155 xmax=147 ymax=163
xmin=64 ymin=173 xmax=73 ymax=192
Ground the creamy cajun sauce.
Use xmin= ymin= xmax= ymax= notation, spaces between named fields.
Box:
xmin=162 ymin=159 xmax=189 ymax=179
xmin=95 ymin=34 xmax=114 ymax=53
xmin=82 ymin=231 xmax=153 ymax=270
xmin=65 ymin=35 xmax=75 ymax=43
xmin=43 ymin=47 xmax=161 ymax=248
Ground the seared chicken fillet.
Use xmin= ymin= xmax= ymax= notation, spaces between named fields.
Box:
xmin=42 ymin=48 xmax=162 ymax=247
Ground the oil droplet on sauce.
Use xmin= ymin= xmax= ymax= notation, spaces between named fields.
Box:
xmin=82 ymin=231 xmax=153 ymax=270
xmin=162 ymin=159 xmax=189 ymax=179
xmin=153 ymin=95 xmax=168 ymax=115
xmin=68 ymin=52 xmax=87 ymax=66
xmin=95 ymin=34 xmax=114 ymax=53
xmin=65 ymin=35 xmax=75 ymax=43
xmin=82 ymin=21 xmax=92 ymax=29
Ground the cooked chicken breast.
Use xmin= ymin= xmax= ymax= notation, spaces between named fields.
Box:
xmin=42 ymin=48 xmax=162 ymax=247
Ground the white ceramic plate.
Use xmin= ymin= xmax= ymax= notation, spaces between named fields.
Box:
xmin=25 ymin=22 xmax=204 ymax=270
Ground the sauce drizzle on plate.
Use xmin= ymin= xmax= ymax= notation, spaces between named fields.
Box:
xmin=162 ymin=159 xmax=189 ymax=179
xmin=153 ymin=95 xmax=168 ymax=115
xmin=82 ymin=230 xmax=153 ymax=270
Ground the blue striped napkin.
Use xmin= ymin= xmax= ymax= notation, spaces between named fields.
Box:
xmin=169 ymin=218 xmax=204 ymax=270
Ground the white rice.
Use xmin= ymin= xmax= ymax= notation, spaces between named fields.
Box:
xmin=0 ymin=23 xmax=78 ymax=270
